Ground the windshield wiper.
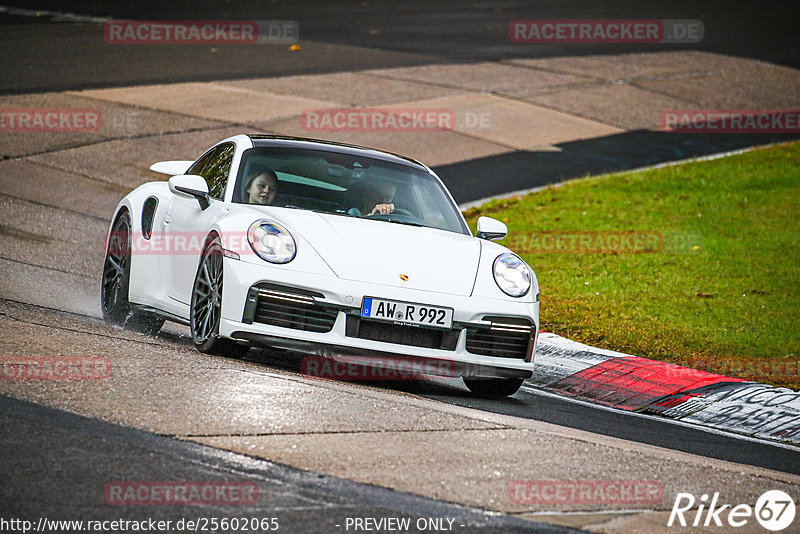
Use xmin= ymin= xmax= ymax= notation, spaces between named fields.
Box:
xmin=380 ymin=218 xmax=429 ymax=228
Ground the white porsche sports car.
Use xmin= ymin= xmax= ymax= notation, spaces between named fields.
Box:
xmin=101 ymin=135 xmax=539 ymax=397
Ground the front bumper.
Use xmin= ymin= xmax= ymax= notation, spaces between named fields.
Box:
xmin=219 ymin=258 xmax=539 ymax=379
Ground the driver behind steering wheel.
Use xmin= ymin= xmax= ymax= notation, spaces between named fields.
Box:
xmin=353 ymin=180 xmax=397 ymax=216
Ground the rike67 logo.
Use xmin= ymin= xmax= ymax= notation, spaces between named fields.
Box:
xmin=669 ymin=490 xmax=796 ymax=531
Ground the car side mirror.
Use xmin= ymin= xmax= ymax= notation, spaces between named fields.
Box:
xmin=168 ymin=175 xmax=210 ymax=210
xmin=476 ymin=216 xmax=507 ymax=241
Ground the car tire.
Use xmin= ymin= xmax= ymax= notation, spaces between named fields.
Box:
xmin=190 ymin=236 xmax=250 ymax=359
xmin=101 ymin=210 xmax=165 ymax=335
xmin=463 ymin=377 xmax=524 ymax=398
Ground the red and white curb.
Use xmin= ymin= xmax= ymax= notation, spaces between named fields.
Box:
xmin=531 ymin=333 xmax=800 ymax=445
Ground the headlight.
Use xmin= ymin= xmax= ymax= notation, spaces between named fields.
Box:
xmin=493 ymin=253 xmax=531 ymax=297
xmin=247 ymin=219 xmax=296 ymax=264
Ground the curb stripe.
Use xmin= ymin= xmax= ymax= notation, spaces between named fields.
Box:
xmin=531 ymin=333 xmax=621 ymax=385
xmin=547 ymin=356 xmax=745 ymax=410
xmin=531 ymin=333 xmax=799 ymax=444
xmin=679 ymin=383 xmax=800 ymax=442
xmin=642 ymin=381 xmax=742 ymax=418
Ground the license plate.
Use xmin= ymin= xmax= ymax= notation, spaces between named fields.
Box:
xmin=361 ymin=297 xmax=453 ymax=329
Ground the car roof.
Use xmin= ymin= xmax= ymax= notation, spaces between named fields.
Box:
xmin=246 ymin=135 xmax=429 ymax=171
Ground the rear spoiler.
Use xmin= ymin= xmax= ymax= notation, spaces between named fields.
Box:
xmin=150 ymin=160 xmax=194 ymax=176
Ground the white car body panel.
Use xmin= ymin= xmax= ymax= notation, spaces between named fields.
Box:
xmin=256 ymin=208 xmax=481 ymax=296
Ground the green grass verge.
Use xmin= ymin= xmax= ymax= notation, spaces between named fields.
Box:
xmin=464 ymin=142 xmax=800 ymax=389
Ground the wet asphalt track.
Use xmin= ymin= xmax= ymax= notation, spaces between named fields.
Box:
xmin=1 ymin=0 xmax=799 ymax=95
xmin=242 ymin=347 xmax=800 ymax=476
xmin=1 ymin=2 xmax=799 ymax=531
xmin=0 ymin=394 xmax=573 ymax=533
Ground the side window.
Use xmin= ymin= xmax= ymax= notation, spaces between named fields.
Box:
xmin=201 ymin=144 xmax=235 ymax=199
xmin=186 ymin=143 xmax=235 ymax=199
xmin=186 ymin=150 xmax=212 ymax=177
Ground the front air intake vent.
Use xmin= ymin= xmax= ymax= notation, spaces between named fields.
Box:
xmin=247 ymin=285 xmax=338 ymax=333
xmin=465 ymin=318 xmax=534 ymax=360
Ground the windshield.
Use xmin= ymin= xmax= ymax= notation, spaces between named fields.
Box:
xmin=233 ymin=147 xmax=469 ymax=235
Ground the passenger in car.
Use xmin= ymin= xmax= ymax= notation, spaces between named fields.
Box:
xmin=245 ymin=170 xmax=279 ymax=205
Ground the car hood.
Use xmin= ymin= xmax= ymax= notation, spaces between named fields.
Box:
xmin=269 ymin=208 xmax=481 ymax=297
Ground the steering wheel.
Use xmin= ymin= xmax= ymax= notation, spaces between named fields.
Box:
xmin=365 ymin=207 xmax=416 ymax=218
